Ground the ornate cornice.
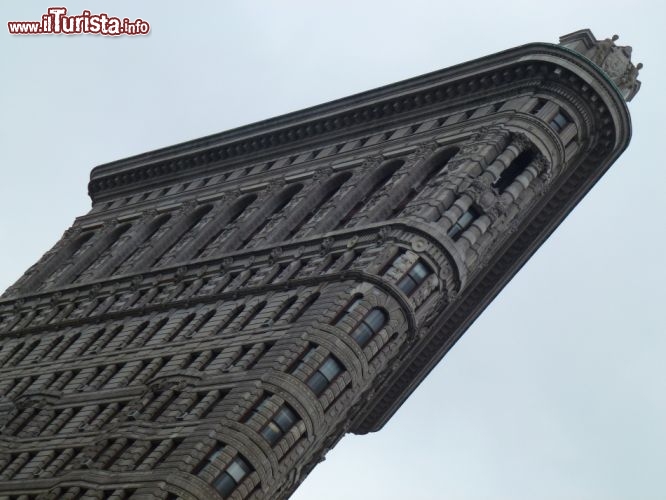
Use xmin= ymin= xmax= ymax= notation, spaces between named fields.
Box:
xmin=87 ymin=43 xmax=630 ymax=202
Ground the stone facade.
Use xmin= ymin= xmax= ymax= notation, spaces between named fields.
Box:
xmin=0 ymin=31 xmax=639 ymax=499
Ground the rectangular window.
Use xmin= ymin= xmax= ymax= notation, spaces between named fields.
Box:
xmin=447 ymin=207 xmax=480 ymax=241
xmin=306 ymin=356 xmax=343 ymax=396
xmin=212 ymin=456 xmax=253 ymax=497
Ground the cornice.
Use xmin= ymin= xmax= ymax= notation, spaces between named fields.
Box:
xmin=87 ymin=43 xmax=630 ymax=202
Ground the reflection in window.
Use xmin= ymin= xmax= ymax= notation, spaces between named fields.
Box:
xmin=212 ymin=456 xmax=253 ymax=497
xmin=447 ymin=207 xmax=480 ymax=241
xmin=306 ymin=356 xmax=344 ymax=396
xmin=396 ymin=261 xmax=432 ymax=296
xmin=349 ymin=308 xmax=388 ymax=347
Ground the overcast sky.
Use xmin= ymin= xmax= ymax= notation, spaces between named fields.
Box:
xmin=2 ymin=2 xmax=664 ymax=499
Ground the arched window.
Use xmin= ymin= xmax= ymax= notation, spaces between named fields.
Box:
xmin=215 ymin=305 xmax=245 ymax=334
xmin=332 ymin=294 xmax=363 ymax=325
xmin=289 ymin=292 xmax=320 ymax=323
xmin=239 ymin=301 xmax=267 ymax=330
xmin=110 ymin=214 xmax=172 ymax=275
xmin=349 ymin=308 xmax=388 ymax=347
xmin=212 ymin=455 xmax=253 ymax=497
xmin=290 ymin=171 xmax=353 ymax=237
xmin=72 ymin=223 xmax=131 ymax=283
xmin=306 ymin=355 xmax=344 ymax=396
xmin=69 ymin=231 xmax=95 ymax=258
xmin=272 ymin=295 xmax=298 ymax=324
xmin=152 ymin=204 xmax=213 ymax=266
xmin=336 ymin=160 xmax=404 ymax=229
xmin=195 ymin=194 xmax=258 ymax=257
xmin=447 ymin=207 xmax=480 ymax=240
xmin=242 ymin=184 xmax=303 ymax=246
xmin=391 ymin=147 xmax=460 ymax=217
xmin=493 ymin=150 xmax=535 ymax=193
xmin=396 ymin=260 xmax=432 ymax=296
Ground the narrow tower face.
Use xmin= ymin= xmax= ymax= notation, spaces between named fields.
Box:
xmin=0 ymin=31 xmax=640 ymax=499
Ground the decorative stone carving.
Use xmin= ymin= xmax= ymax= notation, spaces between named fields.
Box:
xmin=312 ymin=166 xmax=334 ymax=182
xmin=268 ymin=247 xmax=283 ymax=265
xmin=559 ymin=30 xmax=642 ymax=101
xmin=320 ymin=237 xmax=334 ymax=255
xmin=407 ymin=142 xmax=438 ymax=162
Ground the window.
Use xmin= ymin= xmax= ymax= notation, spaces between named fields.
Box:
xmin=213 ymin=456 xmax=253 ymax=497
xmin=549 ymin=111 xmax=571 ymax=132
xmin=336 ymin=160 xmax=403 ymax=229
xmin=245 ymin=396 xmax=300 ymax=446
xmin=261 ymin=404 xmax=298 ymax=445
xmin=396 ymin=261 xmax=432 ymax=296
xmin=493 ymin=150 xmax=535 ymax=193
xmin=390 ymin=147 xmax=459 ymax=217
xmin=332 ymin=294 xmax=363 ymax=325
xmin=290 ymin=171 xmax=352 ymax=236
xmin=242 ymin=184 xmax=302 ymax=246
xmin=349 ymin=308 xmax=388 ymax=347
xmin=447 ymin=207 xmax=480 ymax=241
xmin=306 ymin=356 xmax=344 ymax=396
xmin=194 ymin=194 xmax=257 ymax=258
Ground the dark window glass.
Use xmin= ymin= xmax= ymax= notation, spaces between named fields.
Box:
xmin=550 ymin=112 xmax=570 ymax=132
xmin=273 ymin=406 xmax=297 ymax=432
xmin=365 ymin=309 xmax=387 ymax=332
xmin=493 ymin=150 xmax=534 ymax=193
xmin=396 ymin=275 xmax=418 ymax=295
xmin=350 ymin=309 xmax=388 ymax=347
xmin=319 ymin=357 xmax=342 ymax=381
xmin=447 ymin=207 xmax=480 ymax=241
xmin=213 ymin=456 xmax=251 ymax=496
xmin=213 ymin=473 xmax=236 ymax=497
xmin=408 ymin=262 xmax=429 ymax=283
xmin=306 ymin=371 xmax=329 ymax=395
xmin=260 ymin=421 xmax=283 ymax=445
xmin=396 ymin=261 xmax=432 ymax=296
xmin=350 ymin=322 xmax=374 ymax=346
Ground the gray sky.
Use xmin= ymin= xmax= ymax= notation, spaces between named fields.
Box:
xmin=2 ymin=2 xmax=664 ymax=499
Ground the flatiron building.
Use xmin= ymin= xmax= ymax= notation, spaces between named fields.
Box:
xmin=0 ymin=29 xmax=641 ymax=499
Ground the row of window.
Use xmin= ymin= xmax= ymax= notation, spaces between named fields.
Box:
xmin=0 ymin=339 xmax=270 ymax=400
xmin=0 ymin=289 xmax=322 ymax=369
xmin=0 ymin=437 xmax=180 ymax=480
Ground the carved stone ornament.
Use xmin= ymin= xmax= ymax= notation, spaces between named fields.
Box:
xmin=376 ymin=227 xmax=391 ymax=246
xmin=130 ymin=276 xmax=144 ymax=290
xmin=320 ymin=237 xmax=334 ymax=255
xmin=407 ymin=142 xmax=438 ymax=162
xmin=559 ymin=30 xmax=641 ymax=101
xmin=266 ymin=177 xmax=287 ymax=193
xmin=361 ymin=155 xmax=385 ymax=172
xmin=312 ymin=166 xmax=334 ymax=182
xmin=175 ymin=266 xmax=188 ymax=281
xmin=410 ymin=237 xmax=427 ymax=253
xmin=268 ymin=247 xmax=283 ymax=265
xmin=511 ymin=132 xmax=533 ymax=152
xmin=346 ymin=235 xmax=359 ymax=249
xmin=446 ymin=158 xmax=466 ymax=172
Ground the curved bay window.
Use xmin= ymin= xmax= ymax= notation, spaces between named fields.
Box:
xmin=243 ymin=395 xmax=301 ymax=446
xmin=447 ymin=207 xmax=480 ymax=241
xmin=213 ymin=455 xmax=253 ymax=497
xmin=350 ymin=309 xmax=388 ymax=347
xmin=396 ymin=260 xmax=432 ymax=296
xmin=306 ymin=355 xmax=343 ymax=396
xmin=261 ymin=404 xmax=299 ymax=445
